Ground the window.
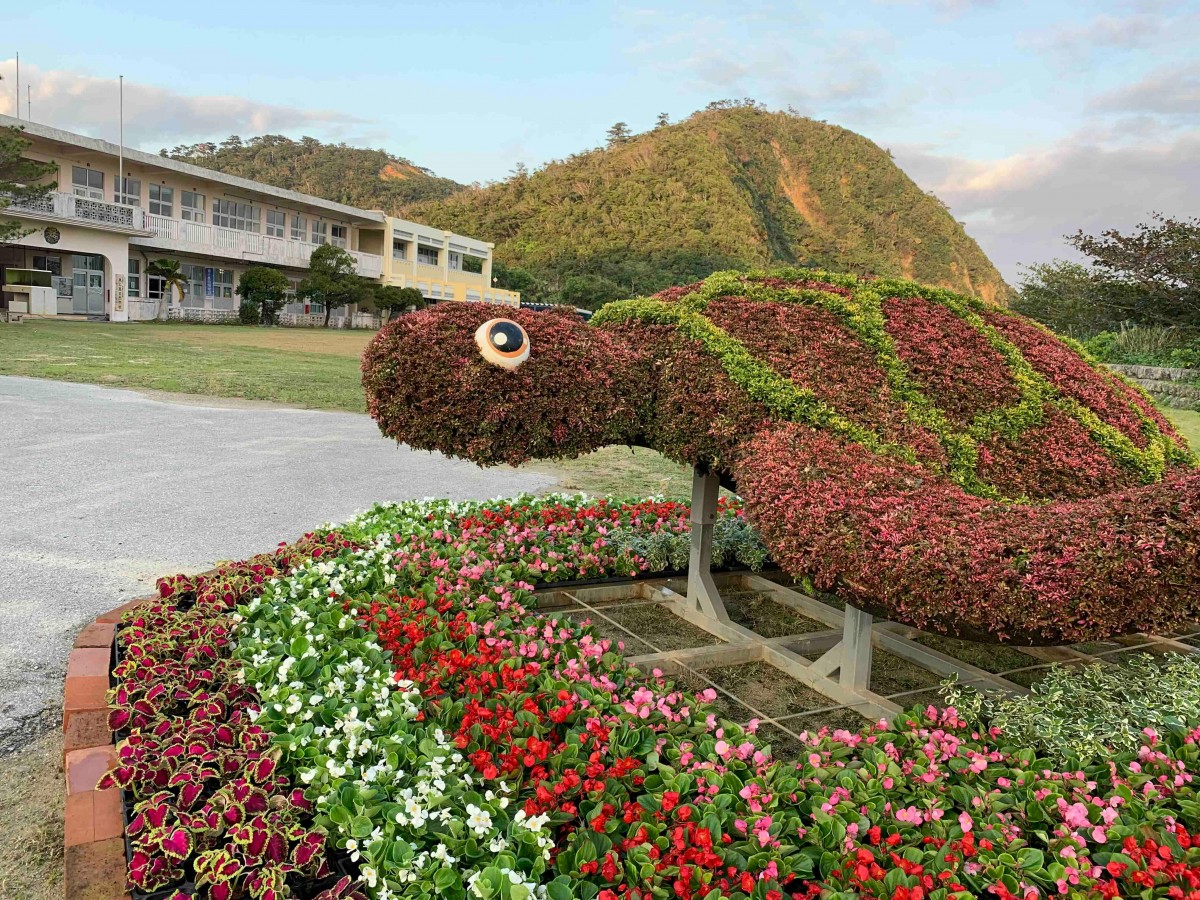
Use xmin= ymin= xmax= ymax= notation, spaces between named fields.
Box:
xmin=127 ymin=259 xmax=141 ymax=297
xmin=181 ymin=191 xmax=206 ymax=223
xmin=417 ymin=245 xmax=439 ymax=266
xmin=181 ymin=264 xmax=207 ymax=306
xmin=331 ymin=225 xmax=348 ymax=248
xmin=311 ymin=221 xmax=328 ymax=245
xmin=266 ymin=210 xmax=286 ymax=238
xmin=448 ymin=251 xmax=461 ymax=271
xmin=212 ymin=268 xmax=235 ymax=309
xmin=291 ymin=215 xmax=307 ymax=242
xmin=33 ymin=254 xmax=62 ymax=275
xmin=212 ymin=199 xmax=259 ymax=232
xmin=71 ymin=166 xmax=104 ymax=200
xmin=116 ymin=177 xmax=141 ymax=206
xmin=392 ymin=240 xmax=407 ymax=260
xmin=149 ymin=185 xmax=174 ymax=217
xmin=147 ymin=274 xmax=165 ymax=301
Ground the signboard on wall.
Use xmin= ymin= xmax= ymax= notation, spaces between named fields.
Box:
xmin=204 ymin=267 xmax=215 ymax=299
xmin=114 ymin=274 xmax=126 ymax=313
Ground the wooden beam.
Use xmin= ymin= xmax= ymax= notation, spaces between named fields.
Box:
xmin=627 ymin=642 xmax=763 ymax=674
xmin=1114 ymin=633 xmax=1198 ymax=656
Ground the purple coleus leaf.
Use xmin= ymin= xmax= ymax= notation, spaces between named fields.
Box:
xmin=288 ymin=789 xmax=312 ymax=812
xmin=108 ymin=708 xmax=132 ymax=731
xmin=251 ymin=756 xmax=276 ymax=782
xmin=292 ymin=832 xmax=324 ymax=870
xmin=178 ymin=781 xmax=205 ymax=810
xmin=265 ymin=830 xmax=287 ymax=864
xmin=160 ymin=827 xmax=192 ymax=860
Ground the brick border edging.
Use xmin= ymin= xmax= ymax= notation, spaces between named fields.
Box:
xmin=63 ymin=597 xmax=149 ymax=900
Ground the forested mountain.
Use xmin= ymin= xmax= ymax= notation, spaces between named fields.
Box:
xmin=406 ymin=104 xmax=1011 ymax=305
xmin=163 ymin=135 xmax=463 ymax=209
xmin=169 ymin=104 xmax=1010 ymax=307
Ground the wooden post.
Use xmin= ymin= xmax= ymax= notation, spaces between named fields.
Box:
xmin=687 ymin=466 xmax=728 ymax=622
xmin=839 ymin=604 xmax=874 ymax=692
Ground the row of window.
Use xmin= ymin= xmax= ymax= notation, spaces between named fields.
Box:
xmin=391 ymin=239 xmax=443 ymax=266
xmin=71 ymin=166 xmax=348 ymax=246
xmin=126 ymin=259 xmax=324 ymax=311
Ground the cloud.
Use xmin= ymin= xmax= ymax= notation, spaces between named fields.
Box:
xmin=1089 ymin=61 xmax=1200 ymax=118
xmin=0 ymin=60 xmax=368 ymax=150
xmin=893 ymin=129 xmax=1200 ymax=283
xmin=1027 ymin=5 xmax=1199 ymax=63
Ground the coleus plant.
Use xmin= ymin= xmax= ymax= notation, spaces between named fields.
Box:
xmin=101 ymin=532 xmax=353 ymax=897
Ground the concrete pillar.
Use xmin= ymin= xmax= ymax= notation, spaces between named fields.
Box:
xmin=441 ymin=230 xmax=452 ymax=284
xmin=482 ymin=243 xmax=495 ymax=294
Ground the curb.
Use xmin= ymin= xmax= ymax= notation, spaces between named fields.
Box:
xmin=62 ymin=598 xmax=150 ymax=900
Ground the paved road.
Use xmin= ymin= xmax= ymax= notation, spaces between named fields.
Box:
xmin=0 ymin=376 xmax=555 ymax=752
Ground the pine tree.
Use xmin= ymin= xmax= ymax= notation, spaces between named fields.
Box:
xmin=605 ymin=122 xmax=632 ymax=146
xmin=0 ymin=125 xmax=58 ymax=243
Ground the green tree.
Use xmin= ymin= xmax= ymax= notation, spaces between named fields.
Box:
xmin=557 ymin=273 xmax=627 ymax=311
xmin=146 ymin=259 xmax=189 ymax=320
xmin=374 ymin=285 xmax=425 ymax=322
xmin=298 ymin=244 xmax=371 ymax=327
xmin=1068 ymin=213 xmax=1200 ymax=326
xmin=0 ymin=125 xmax=58 ymax=243
xmin=655 ymin=112 xmax=670 ymax=129
xmin=605 ymin=122 xmax=632 ymax=147
xmin=1014 ymin=260 xmax=1153 ymax=335
xmin=492 ymin=261 xmax=545 ymax=302
xmin=236 ymin=266 xmax=291 ymax=325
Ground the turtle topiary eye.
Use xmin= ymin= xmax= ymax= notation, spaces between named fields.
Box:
xmin=474 ymin=318 xmax=530 ymax=370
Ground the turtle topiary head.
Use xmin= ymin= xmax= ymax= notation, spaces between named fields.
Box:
xmin=362 ymin=303 xmax=649 ymax=466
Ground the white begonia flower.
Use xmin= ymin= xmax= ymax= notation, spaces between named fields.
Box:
xmin=465 ymin=804 xmax=493 ymax=835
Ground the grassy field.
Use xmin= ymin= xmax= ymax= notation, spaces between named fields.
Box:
xmin=0 ymin=320 xmax=372 ymax=411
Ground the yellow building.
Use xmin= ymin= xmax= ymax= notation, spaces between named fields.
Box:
xmin=0 ymin=115 xmax=518 ymax=323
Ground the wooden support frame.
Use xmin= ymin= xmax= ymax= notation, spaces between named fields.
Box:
xmin=533 ymin=465 xmax=1200 ymax=729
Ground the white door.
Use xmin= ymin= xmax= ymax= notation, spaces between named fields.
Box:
xmin=71 ymin=254 xmax=105 ymax=315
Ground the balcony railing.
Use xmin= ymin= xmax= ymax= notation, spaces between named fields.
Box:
xmin=5 ymin=190 xmax=146 ymax=231
xmin=141 ymin=213 xmax=382 ymax=278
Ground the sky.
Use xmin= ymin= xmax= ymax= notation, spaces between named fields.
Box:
xmin=2 ymin=0 xmax=1197 ymax=284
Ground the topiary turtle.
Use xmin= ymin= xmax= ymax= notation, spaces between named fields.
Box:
xmin=362 ymin=269 xmax=1200 ymax=646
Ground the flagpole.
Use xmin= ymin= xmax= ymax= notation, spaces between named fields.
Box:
xmin=118 ymin=75 xmax=124 ymax=204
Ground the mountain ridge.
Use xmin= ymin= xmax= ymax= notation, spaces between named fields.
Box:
xmin=166 ymin=105 xmax=1011 ymax=306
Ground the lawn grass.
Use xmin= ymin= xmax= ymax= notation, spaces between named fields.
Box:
xmin=1165 ymin=407 xmax=1200 ymax=452
xmin=0 ymin=319 xmax=370 ymax=411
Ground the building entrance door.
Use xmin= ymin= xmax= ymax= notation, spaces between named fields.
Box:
xmin=71 ymin=254 xmax=105 ymax=315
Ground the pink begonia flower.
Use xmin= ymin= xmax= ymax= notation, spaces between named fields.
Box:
xmin=959 ymin=812 xmax=973 ymax=833
xmin=1057 ymin=799 xmax=1091 ymax=829
xmin=1091 ymin=827 xmax=1108 ymax=843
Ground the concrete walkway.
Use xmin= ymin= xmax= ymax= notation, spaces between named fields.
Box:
xmin=0 ymin=376 xmax=555 ymax=752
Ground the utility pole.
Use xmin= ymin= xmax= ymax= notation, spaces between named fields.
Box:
xmin=14 ymin=52 xmax=19 ymax=120
xmin=26 ymin=84 xmax=30 ymax=120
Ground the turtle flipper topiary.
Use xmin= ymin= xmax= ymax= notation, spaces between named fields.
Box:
xmin=362 ymin=269 xmax=1200 ymax=645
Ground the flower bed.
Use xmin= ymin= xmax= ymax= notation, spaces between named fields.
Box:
xmin=103 ymin=496 xmax=1200 ymax=900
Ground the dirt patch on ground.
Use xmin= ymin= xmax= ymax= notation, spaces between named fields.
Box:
xmin=0 ymin=730 xmax=63 ymax=900
xmin=723 ymin=590 xmax=828 ymax=638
